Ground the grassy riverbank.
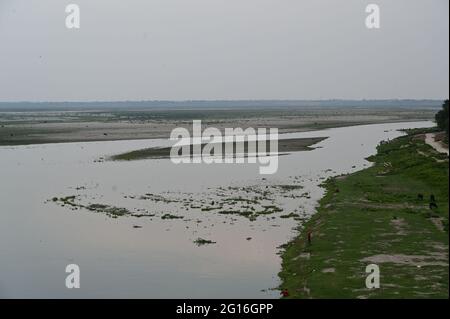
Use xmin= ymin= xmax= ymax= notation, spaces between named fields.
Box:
xmin=279 ymin=129 xmax=449 ymax=298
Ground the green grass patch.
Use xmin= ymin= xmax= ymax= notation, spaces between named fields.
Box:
xmin=279 ymin=129 xmax=449 ymax=298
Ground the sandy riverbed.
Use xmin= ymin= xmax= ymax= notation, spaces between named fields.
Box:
xmin=0 ymin=107 xmax=436 ymax=145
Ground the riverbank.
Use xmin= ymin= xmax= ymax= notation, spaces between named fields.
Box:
xmin=279 ymin=128 xmax=449 ymax=298
xmin=0 ymin=106 xmax=436 ymax=146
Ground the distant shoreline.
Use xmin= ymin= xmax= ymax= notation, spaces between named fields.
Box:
xmin=0 ymin=104 xmax=436 ymax=146
xmin=0 ymin=119 xmax=433 ymax=147
xmin=0 ymin=99 xmax=444 ymax=111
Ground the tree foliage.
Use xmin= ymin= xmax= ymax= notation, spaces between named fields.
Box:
xmin=435 ymin=100 xmax=449 ymax=137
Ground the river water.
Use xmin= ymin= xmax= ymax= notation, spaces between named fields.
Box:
xmin=0 ymin=121 xmax=433 ymax=298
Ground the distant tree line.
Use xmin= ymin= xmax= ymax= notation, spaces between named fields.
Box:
xmin=435 ymin=100 xmax=449 ymax=137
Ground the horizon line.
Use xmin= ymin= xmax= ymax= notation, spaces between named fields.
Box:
xmin=0 ymin=98 xmax=447 ymax=104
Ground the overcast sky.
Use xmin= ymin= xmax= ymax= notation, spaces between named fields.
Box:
xmin=0 ymin=0 xmax=448 ymax=101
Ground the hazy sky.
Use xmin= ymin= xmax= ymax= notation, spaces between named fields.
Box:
xmin=0 ymin=0 xmax=448 ymax=101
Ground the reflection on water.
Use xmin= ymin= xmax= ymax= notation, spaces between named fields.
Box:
xmin=0 ymin=121 xmax=433 ymax=298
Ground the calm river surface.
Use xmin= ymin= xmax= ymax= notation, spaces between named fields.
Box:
xmin=0 ymin=121 xmax=433 ymax=298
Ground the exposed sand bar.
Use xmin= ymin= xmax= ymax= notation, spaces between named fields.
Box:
xmin=111 ymin=137 xmax=328 ymax=161
xmin=0 ymin=106 xmax=437 ymax=146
